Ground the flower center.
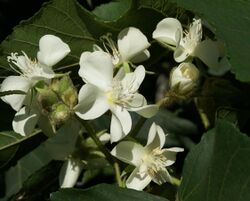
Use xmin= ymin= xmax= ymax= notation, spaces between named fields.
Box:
xmin=7 ymin=52 xmax=45 ymax=79
xmin=143 ymin=147 xmax=167 ymax=178
xmin=105 ymin=80 xmax=135 ymax=107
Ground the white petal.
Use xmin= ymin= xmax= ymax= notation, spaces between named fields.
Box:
xmin=130 ymin=104 xmax=159 ymax=118
xmin=153 ymin=18 xmax=183 ymax=47
xmin=76 ymin=96 xmax=109 ymax=120
xmin=32 ymin=64 xmax=55 ymax=80
xmin=114 ymin=68 xmax=126 ymax=81
xmin=79 ymin=51 xmax=113 ymax=90
xmin=111 ymin=106 xmax=132 ymax=135
xmin=75 ymin=84 xmax=109 ymax=120
xmin=74 ymin=84 xmax=98 ymax=114
xmin=111 ymin=141 xmax=145 ymax=166
xmin=37 ymin=35 xmax=70 ymax=67
xmin=79 ymin=51 xmax=92 ymax=65
xmin=126 ymin=167 xmax=152 ymax=191
xmin=12 ymin=107 xmax=39 ymax=136
xmin=130 ymin=49 xmax=150 ymax=63
xmin=193 ymin=39 xmax=221 ymax=69
xmin=152 ymin=168 xmax=171 ymax=185
xmin=0 ymin=76 xmax=31 ymax=111
xmin=118 ymin=27 xmax=150 ymax=62
xmin=163 ymin=147 xmax=184 ymax=166
xmin=59 ymin=159 xmax=82 ymax=188
xmin=146 ymin=123 xmax=166 ymax=149
xmin=156 ymin=125 xmax=166 ymax=148
xmin=110 ymin=114 xmax=124 ymax=143
xmin=174 ymin=46 xmax=189 ymax=63
xmin=122 ymin=65 xmax=145 ymax=93
xmin=126 ymin=93 xmax=146 ymax=108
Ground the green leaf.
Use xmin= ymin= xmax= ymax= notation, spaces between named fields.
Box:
xmin=0 ymin=0 xmax=95 ymax=73
xmin=77 ymin=0 xmax=168 ymax=38
xmin=177 ymin=120 xmax=250 ymax=201
xmin=139 ymin=0 xmax=182 ymax=17
xmin=50 ymin=183 xmax=169 ymax=201
xmin=0 ymin=132 xmax=22 ymax=168
xmin=3 ymin=144 xmax=52 ymax=200
xmin=92 ymin=0 xmax=132 ymax=21
xmin=0 ymin=130 xmax=44 ymax=169
xmin=173 ymin=0 xmax=250 ymax=81
xmin=43 ymin=118 xmax=81 ymax=160
xmin=10 ymin=161 xmax=62 ymax=201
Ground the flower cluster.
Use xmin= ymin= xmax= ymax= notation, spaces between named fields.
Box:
xmin=0 ymin=16 xmax=228 ymax=191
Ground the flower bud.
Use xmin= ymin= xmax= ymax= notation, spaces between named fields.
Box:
xmin=51 ymin=75 xmax=78 ymax=108
xmin=36 ymin=86 xmax=59 ymax=114
xmin=170 ymin=62 xmax=199 ymax=95
xmin=49 ymin=102 xmax=72 ymax=128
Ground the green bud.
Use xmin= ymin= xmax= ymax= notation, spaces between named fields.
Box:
xmin=49 ymin=102 xmax=72 ymax=128
xmin=36 ymin=86 xmax=59 ymax=114
xmin=51 ymin=75 xmax=78 ymax=108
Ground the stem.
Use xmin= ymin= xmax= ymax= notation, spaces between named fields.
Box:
xmin=80 ymin=120 xmax=114 ymax=164
xmin=80 ymin=120 xmax=123 ymax=187
xmin=170 ymin=176 xmax=181 ymax=186
xmin=156 ymin=95 xmax=175 ymax=108
xmin=114 ymin=162 xmax=123 ymax=187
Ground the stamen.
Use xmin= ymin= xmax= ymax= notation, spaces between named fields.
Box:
xmin=142 ymin=147 xmax=168 ymax=179
xmin=100 ymin=33 xmax=121 ymax=65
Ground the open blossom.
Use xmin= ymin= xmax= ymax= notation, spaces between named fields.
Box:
xmin=0 ymin=35 xmax=70 ymax=135
xmin=1 ymin=34 xmax=70 ymax=111
xmin=75 ymin=51 xmax=158 ymax=142
xmin=111 ymin=123 xmax=184 ymax=191
xmin=96 ymin=27 xmax=150 ymax=67
xmin=152 ymin=18 xmax=228 ymax=72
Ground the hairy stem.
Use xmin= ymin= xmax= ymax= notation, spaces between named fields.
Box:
xmin=80 ymin=120 xmax=123 ymax=187
xmin=81 ymin=120 xmax=114 ymax=164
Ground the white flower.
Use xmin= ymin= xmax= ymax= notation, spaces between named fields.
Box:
xmin=111 ymin=123 xmax=184 ymax=191
xmin=0 ymin=35 xmax=70 ymax=136
xmin=153 ymin=18 xmax=224 ymax=69
xmin=75 ymin=51 xmax=158 ymax=143
xmin=170 ymin=62 xmax=200 ymax=94
xmin=98 ymin=27 xmax=150 ymax=66
xmin=0 ymin=34 xmax=70 ymax=111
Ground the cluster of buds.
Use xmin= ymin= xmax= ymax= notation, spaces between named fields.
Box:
xmin=37 ymin=75 xmax=78 ymax=130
